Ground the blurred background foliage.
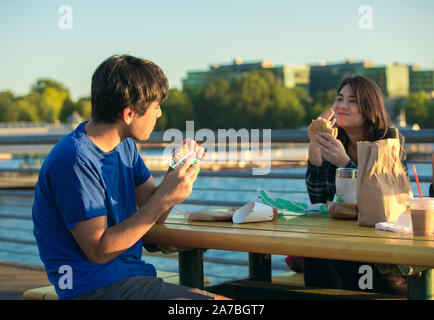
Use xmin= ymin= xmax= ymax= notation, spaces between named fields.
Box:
xmin=0 ymin=71 xmax=432 ymax=129
xmin=0 ymin=79 xmax=91 ymax=125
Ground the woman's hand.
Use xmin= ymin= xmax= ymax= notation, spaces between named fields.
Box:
xmin=307 ymin=108 xmax=336 ymax=167
xmin=315 ymin=132 xmax=350 ymax=168
xmin=319 ymin=108 xmax=336 ymax=127
xmin=308 ymin=141 xmax=323 ymax=166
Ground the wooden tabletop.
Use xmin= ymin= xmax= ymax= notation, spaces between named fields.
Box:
xmin=142 ymin=212 xmax=434 ymax=268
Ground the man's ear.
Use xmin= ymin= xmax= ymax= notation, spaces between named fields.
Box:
xmin=121 ymin=107 xmax=136 ymax=125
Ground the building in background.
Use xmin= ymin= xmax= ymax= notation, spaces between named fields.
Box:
xmin=365 ymin=63 xmax=409 ymax=99
xmin=183 ymin=58 xmax=433 ymax=101
xmin=309 ymin=59 xmax=410 ymax=99
xmin=409 ymin=66 xmax=434 ymax=96
xmin=182 ymin=58 xmax=310 ymax=91
xmin=272 ymin=64 xmax=310 ymax=91
xmin=308 ymin=59 xmax=372 ymax=98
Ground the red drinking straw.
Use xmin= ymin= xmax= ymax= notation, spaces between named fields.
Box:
xmin=412 ymin=165 xmax=423 ymax=199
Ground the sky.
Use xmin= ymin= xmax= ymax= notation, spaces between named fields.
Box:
xmin=1 ymin=0 xmax=433 ymax=100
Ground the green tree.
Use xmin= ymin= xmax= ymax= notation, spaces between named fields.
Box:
xmin=154 ymin=112 xmax=168 ymax=131
xmin=228 ymin=71 xmax=273 ymax=128
xmin=183 ymin=85 xmax=204 ymax=124
xmin=76 ymin=97 xmax=92 ymax=120
xmin=29 ymin=79 xmax=70 ymax=122
xmin=185 ymin=70 xmax=308 ymax=129
xmin=266 ymin=87 xmax=306 ymax=129
xmin=0 ymin=91 xmax=15 ymax=122
xmin=0 ymin=91 xmax=40 ymax=122
xmin=403 ymin=91 xmax=429 ymax=127
xmin=191 ymin=78 xmax=231 ymax=129
xmin=58 ymin=97 xmax=91 ymax=123
xmin=305 ymin=89 xmax=337 ymax=124
xmin=161 ymin=88 xmax=193 ymax=130
xmin=13 ymin=97 xmax=39 ymax=122
xmin=426 ymin=99 xmax=434 ymax=128
xmin=230 ymin=70 xmax=306 ymax=129
xmin=291 ymin=86 xmax=311 ymax=107
xmin=59 ymin=97 xmax=77 ymax=123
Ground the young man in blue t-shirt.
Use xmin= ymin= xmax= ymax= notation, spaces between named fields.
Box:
xmin=32 ymin=55 xmax=224 ymax=300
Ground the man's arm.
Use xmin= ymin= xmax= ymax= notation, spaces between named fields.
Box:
xmin=135 ymin=176 xmax=157 ymax=208
xmin=71 ymin=187 xmax=173 ymax=264
xmin=135 ymin=169 xmax=174 ymax=224
xmin=70 ymin=159 xmax=200 ymax=264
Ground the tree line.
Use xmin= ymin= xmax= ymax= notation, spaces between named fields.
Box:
xmin=0 ymin=79 xmax=91 ymax=124
xmin=0 ymin=71 xmax=432 ymax=129
xmin=394 ymin=91 xmax=434 ymax=129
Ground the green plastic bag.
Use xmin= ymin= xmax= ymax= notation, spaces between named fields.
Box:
xmin=257 ymin=189 xmax=328 ymax=215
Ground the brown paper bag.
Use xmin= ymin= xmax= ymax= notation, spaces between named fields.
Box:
xmin=357 ymin=138 xmax=412 ymax=227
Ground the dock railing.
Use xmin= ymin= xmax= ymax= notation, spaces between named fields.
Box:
xmin=1 ymin=128 xmax=434 ymax=144
xmin=0 ymin=128 xmax=433 ymax=206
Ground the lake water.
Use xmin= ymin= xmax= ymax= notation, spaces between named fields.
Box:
xmin=0 ymin=155 xmax=432 ymax=285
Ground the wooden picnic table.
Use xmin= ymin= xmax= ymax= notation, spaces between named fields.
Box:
xmin=142 ymin=211 xmax=434 ymax=300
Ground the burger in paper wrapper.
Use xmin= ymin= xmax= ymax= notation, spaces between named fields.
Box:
xmin=308 ymin=117 xmax=338 ymax=141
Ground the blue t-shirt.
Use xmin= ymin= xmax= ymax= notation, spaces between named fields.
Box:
xmin=32 ymin=121 xmax=156 ymax=300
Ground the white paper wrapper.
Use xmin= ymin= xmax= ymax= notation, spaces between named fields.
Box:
xmin=232 ymin=201 xmax=274 ymax=224
xmin=375 ymin=214 xmax=413 ymax=233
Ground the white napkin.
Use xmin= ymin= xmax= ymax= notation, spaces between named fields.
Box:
xmin=375 ymin=214 xmax=412 ymax=233
xmin=232 ymin=201 xmax=274 ymax=224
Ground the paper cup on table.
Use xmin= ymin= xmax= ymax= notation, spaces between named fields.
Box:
xmin=232 ymin=201 xmax=274 ymax=224
xmin=409 ymin=198 xmax=434 ymax=236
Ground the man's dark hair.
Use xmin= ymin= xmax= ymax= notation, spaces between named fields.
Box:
xmin=91 ymin=54 xmax=169 ymax=123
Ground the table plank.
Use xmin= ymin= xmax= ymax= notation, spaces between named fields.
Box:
xmin=142 ymin=215 xmax=434 ymax=268
xmin=167 ymin=213 xmax=434 ymax=242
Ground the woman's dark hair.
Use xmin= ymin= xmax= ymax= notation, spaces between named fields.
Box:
xmin=337 ymin=76 xmax=391 ymax=140
xmin=90 ymin=54 xmax=169 ymax=123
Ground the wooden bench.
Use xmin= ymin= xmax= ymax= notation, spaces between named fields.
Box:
xmin=23 ymin=271 xmax=210 ymax=300
xmin=272 ymin=272 xmax=305 ymax=287
xmin=270 ymin=271 xmax=406 ymax=300
xmin=24 ymin=270 xmax=406 ymax=300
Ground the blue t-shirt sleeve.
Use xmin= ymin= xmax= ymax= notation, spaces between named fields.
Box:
xmin=51 ymin=159 xmax=107 ymax=230
xmin=132 ymin=143 xmax=151 ymax=186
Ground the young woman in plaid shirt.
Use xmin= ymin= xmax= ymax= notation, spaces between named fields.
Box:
xmin=300 ymin=76 xmax=408 ymax=295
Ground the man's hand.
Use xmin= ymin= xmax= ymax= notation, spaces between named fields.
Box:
xmin=156 ymin=153 xmax=201 ymax=207
xmin=184 ymin=138 xmax=206 ymax=161
xmin=136 ymin=139 xmax=205 ymax=226
xmin=172 ymin=139 xmax=207 ymax=166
